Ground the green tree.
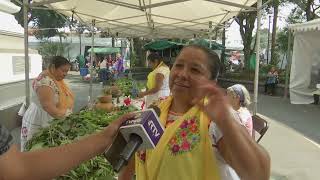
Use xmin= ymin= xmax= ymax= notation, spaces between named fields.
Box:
xmin=13 ymin=1 xmax=67 ymax=39
xmin=283 ymin=0 xmax=320 ymax=21
xmin=38 ymin=41 xmax=70 ymax=69
xmin=271 ymin=0 xmax=280 ymax=65
xmin=131 ymin=38 xmax=149 ymax=67
xmin=235 ymin=11 xmax=256 ymax=69
xmin=252 ymin=28 xmax=269 ymax=49
xmin=277 ymin=28 xmax=289 ymax=53
xmin=235 ymin=0 xmax=270 ymax=69
xmin=74 ymin=22 xmax=89 ymax=55
xmin=287 ymin=7 xmax=306 ymax=24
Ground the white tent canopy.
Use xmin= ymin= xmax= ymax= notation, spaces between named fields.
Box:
xmin=288 ymin=19 xmax=320 ymax=104
xmin=289 ymin=18 xmax=320 ymax=32
xmin=32 ymin=0 xmax=257 ymax=39
xmin=23 ymin=0 xmax=264 ymax=114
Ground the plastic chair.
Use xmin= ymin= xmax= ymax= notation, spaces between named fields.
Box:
xmin=252 ymin=115 xmax=269 ymax=143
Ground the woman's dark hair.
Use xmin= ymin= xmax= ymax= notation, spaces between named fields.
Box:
xmin=180 ymin=44 xmax=221 ymax=80
xmin=147 ymin=52 xmax=162 ymax=63
xmin=49 ymin=56 xmax=71 ymax=69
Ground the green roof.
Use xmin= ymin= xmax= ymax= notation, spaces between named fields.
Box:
xmin=144 ymin=40 xmax=185 ymax=51
xmin=87 ymin=47 xmax=120 ymax=54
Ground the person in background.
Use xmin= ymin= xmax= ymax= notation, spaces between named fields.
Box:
xmin=114 ymin=53 xmax=124 ymax=78
xmin=107 ymin=54 xmax=113 ymax=68
xmin=21 ymin=56 xmax=74 ymax=151
xmin=209 ymin=84 xmax=253 ymax=180
xmin=119 ymin=45 xmax=270 ymax=180
xmin=0 ymin=114 xmax=135 ymax=180
xmin=76 ymin=55 xmax=86 ymax=69
xmin=138 ymin=52 xmax=170 ymax=108
xmin=226 ymin=84 xmax=253 ymax=135
xmin=264 ymin=66 xmax=278 ymax=96
xmin=98 ymin=56 xmax=108 ymax=84
xmin=99 ymin=56 xmax=107 ymax=69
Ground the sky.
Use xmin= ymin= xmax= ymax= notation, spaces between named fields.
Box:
xmin=223 ymin=3 xmax=296 ymax=49
xmin=261 ymin=3 xmax=296 ymax=29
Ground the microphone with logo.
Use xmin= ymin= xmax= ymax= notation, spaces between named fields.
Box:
xmin=104 ymin=106 xmax=163 ymax=172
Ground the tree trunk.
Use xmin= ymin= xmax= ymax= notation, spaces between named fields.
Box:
xmin=236 ymin=11 xmax=256 ymax=70
xmin=305 ymin=0 xmax=314 ymax=21
xmin=243 ymin=46 xmax=252 ymax=70
xmin=133 ymin=38 xmax=146 ymax=67
xmin=271 ymin=0 xmax=279 ymax=65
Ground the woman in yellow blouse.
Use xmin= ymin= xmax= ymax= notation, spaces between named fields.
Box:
xmin=119 ymin=46 xmax=270 ymax=180
xmin=138 ymin=53 xmax=170 ymax=107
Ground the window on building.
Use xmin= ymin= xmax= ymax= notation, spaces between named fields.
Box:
xmin=12 ymin=56 xmax=31 ymax=75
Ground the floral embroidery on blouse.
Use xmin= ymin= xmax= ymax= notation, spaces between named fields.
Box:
xmin=168 ymin=115 xmax=200 ymax=155
xmin=137 ymin=150 xmax=146 ymax=163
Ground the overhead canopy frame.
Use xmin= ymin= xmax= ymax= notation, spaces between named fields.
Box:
xmin=30 ymin=0 xmax=258 ymax=39
xmin=22 ymin=0 xmax=264 ymax=115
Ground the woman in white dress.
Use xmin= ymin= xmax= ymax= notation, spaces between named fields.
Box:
xmin=138 ymin=52 xmax=170 ymax=108
xmin=21 ymin=56 xmax=74 ymax=151
xmin=226 ymin=84 xmax=253 ymax=135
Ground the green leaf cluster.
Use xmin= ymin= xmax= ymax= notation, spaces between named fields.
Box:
xmin=26 ymin=106 xmax=137 ymax=179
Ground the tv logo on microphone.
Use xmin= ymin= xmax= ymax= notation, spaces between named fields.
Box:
xmin=148 ymin=121 xmax=161 ymax=137
xmin=120 ymin=109 xmax=164 ymax=150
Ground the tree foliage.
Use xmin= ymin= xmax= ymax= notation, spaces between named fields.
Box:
xmin=131 ymin=38 xmax=149 ymax=67
xmin=13 ymin=0 xmax=67 ymax=39
xmin=235 ymin=10 xmax=257 ymax=69
xmin=252 ymin=28 xmax=269 ymax=49
xmin=235 ymin=0 xmax=271 ymax=69
xmin=283 ymin=0 xmax=320 ymax=21
xmin=38 ymin=41 xmax=70 ymax=69
xmin=277 ymin=28 xmax=289 ymax=53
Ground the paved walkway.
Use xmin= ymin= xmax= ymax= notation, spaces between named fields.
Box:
xmin=256 ymin=95 xmax=320 ymax=144
xmin=259 ymin=115 xmax=320 ymax=180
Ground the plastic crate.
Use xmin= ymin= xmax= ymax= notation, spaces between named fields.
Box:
xmin=80 ymin=68 xmax=89 ymax=76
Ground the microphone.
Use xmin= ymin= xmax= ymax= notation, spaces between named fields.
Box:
xmin=104 ymin=106 xmax=163 ymax=172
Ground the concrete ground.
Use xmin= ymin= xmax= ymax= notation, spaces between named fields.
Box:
xmin=259 ymin=114 xmax=320 ymax=180
xmin=252 ymin=95 xmax=320 ymax=180
xmin=257 ymin=95 xmax=320 ymax=144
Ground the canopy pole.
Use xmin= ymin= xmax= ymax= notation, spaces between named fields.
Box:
xmin=284 ymin=31 xmax=292 ymax=99
xmin=130 ymin=38 xmax=134 ymax=68
xmin=89 ymin=19 xmax=95 ymax=105
xmin=209 ymin=21 xmax=213 ymax=49
xmin=23 ymin=0 xmax=30 ymax=107
xmin=253 ymin=0 xmax=262 ymax=115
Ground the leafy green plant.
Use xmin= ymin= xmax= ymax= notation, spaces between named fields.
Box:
xmin=114 ymin=78 xmax=145 ymax=97
xmin=130 ymin=51 xmax=138 ymax=68
xmin=26 ymin=106 xmax=137 ymax=179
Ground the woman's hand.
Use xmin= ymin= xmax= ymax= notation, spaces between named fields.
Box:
xmin=191 ymin=77 xmax=270 ymax=180
xmin=103 ymin=113 xmax=136 ymax=140
xmin=191 ymin=77 xmax=233 ymax=124
xmin=138 ymin=92 xmax=146 ymax=98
